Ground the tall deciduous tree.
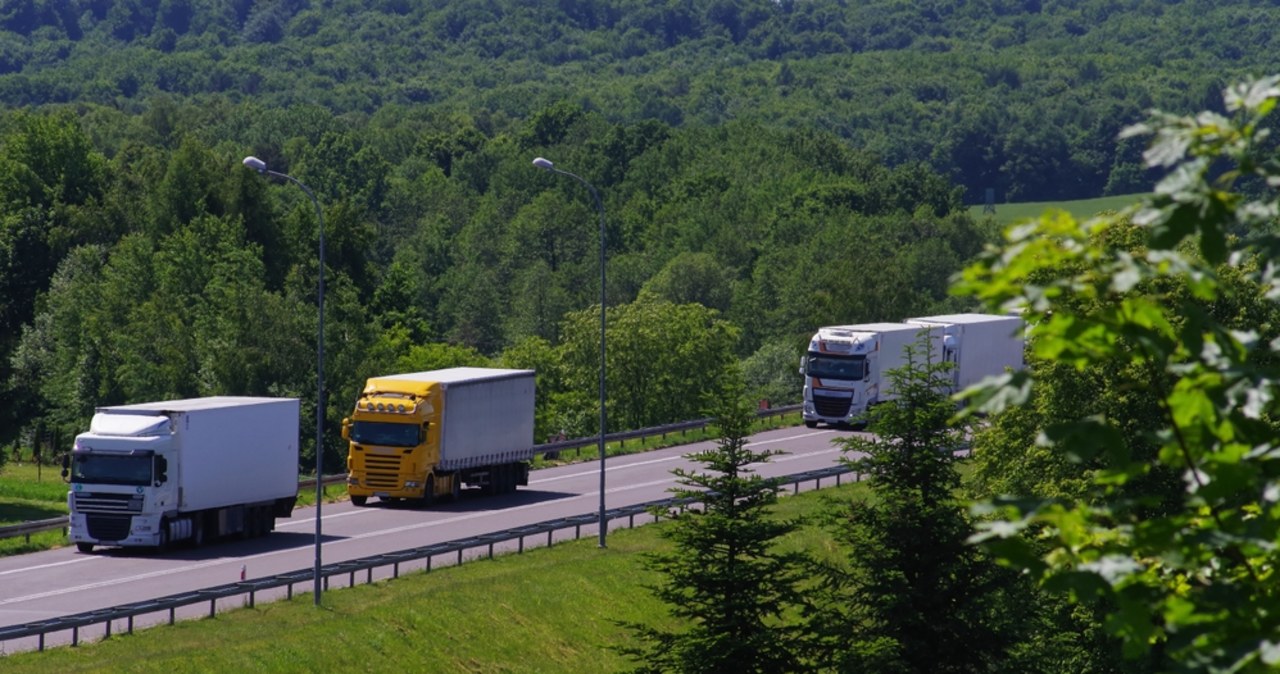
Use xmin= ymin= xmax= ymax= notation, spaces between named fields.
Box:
xmin=560 ymin=296 xmax=740 ymax=432
xmin=959 ymin=76 xmax=1280 ymax=670
xmin=622 ymin=384 xmax=810 ymax=674
xmin=808 ymin=335 xmax=1022 ymax=673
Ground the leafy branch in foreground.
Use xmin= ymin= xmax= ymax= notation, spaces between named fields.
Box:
xmin=957 ymin=75 xmax=1280 ymax=672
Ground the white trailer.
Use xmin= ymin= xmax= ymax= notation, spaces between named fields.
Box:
xmin=67 ymin=397 xmax=300 ymax=553
xmin=800 ymin=322 xmax=935 ymax=428
xmin=906 ymin=313 xmax=1025 ymax=391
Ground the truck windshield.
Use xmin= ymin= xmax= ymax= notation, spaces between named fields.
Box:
xmin=71 ymin=454 xmax=153 ymax=486
xmin=806 ymin=353 xmax=867 ymax=381
xmin=350 ymin=421 xmax=420 ymax=447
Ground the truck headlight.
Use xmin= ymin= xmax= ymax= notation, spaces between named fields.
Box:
xmin=405 ymin=481 xmax=420 ymax=488
xmin=347 ymin=476 xmax=359 ymax=486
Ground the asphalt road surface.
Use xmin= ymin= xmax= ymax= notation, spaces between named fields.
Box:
xmin=0 ymin=425 xmax=858 ymax=653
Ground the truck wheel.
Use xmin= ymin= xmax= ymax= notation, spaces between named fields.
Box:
xmin=351 ymin=495 xmax=367 ymax=507
xmin=450 ymin=475 xmax=461 ymax=501
xmin=494 ymin=464 xmax=509 ymax=494
xmin=804 ymin=420 xmax=818 ymax=429
xmin=421 ymin=475 xmax=436 ymax=507
xmin=192 ymin=518 xmax=205 ymax=547
xmin=252 ymin=508 xmax=267 ymax=537
xmin=76 ymin=542 xmax=94 ymax=554
xmin=157 ymin=520 xmax=170 ymax=551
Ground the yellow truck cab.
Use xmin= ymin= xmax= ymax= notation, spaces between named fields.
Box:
xmin=342 ymin=367 xmax=536 ymax=507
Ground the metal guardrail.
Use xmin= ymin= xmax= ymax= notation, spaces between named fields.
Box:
xmin=0 ymin=461 xmax=853 ymax=654
xmin=0 ymin=404 xmax=803 ymax=544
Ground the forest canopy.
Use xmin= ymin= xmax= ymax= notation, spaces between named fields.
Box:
xmin=2 ymin=0 xmax=1276 ymax=470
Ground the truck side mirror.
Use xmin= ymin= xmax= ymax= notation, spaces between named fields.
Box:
xmin=60 ymin=455 xmax=69 ymax=481
xmin=341 ymin=418 xmax=351 ymax=440
xmin=155 ymin=456 xmax=168 ymax=485
xmin=798 ymin=356 xmax=807 ymax=375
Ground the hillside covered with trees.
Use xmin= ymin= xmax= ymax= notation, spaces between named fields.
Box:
xmin=1 ymin=0 xmax=1277 ymax=472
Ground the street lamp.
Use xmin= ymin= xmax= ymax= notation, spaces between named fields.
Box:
xmin=243 ymin=156 xmax=326 ymax=604
xmin=532 ymin=156 xmax=608 ymax=549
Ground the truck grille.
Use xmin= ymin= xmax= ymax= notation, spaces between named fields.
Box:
xmin=86 ymin=515 xmax=133 ymax=542
xmin=362 ymin=454 xmax=403 ymax=489
xmin=813 ymin=394 xmax=853 ymax=418
xmin=74 ymin=492 xmax=144 ymax=514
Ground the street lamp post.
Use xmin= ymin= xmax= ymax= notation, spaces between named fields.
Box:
xmin=532 ymin=156 xmax=608 ymax=548
xmin=242 ymin=156 xmax=326 ymax=603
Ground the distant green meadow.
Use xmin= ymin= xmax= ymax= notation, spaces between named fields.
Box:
xmin=969 ymin=193 xmax=1147 ymax=228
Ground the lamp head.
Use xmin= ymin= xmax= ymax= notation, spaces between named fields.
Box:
xmin=242 ymin=156 xmax=268 ymax=173
xmin=532 ymin=157 xmax=554 ymax=171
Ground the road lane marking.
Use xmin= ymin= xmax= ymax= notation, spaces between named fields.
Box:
xmin=1 ymin=431 xmax=844 ymax=609
xmin=530 ymin=429 xmax=838 ymax=484
xmin=0 ymin=556 xmax=94 ymax=577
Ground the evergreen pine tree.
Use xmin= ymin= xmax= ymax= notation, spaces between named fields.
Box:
xmin=621 ymin=385 xmax=810 ymax=673
xmin=808 ymin=334 xmax=1022 ymax=673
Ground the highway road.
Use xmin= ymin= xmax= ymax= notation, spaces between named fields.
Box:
xmin=0 ymin=424 xmax=858 ymax=652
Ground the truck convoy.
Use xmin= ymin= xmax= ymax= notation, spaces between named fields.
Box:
xmin=66 ymin=396 xmax=301 ymax=553
xmin=800 ymin=313 xmax=1024 ymax=428
xmin=343 ymin=367 xmax=537 ymax=507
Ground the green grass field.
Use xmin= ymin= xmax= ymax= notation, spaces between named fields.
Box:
xmin=969 ymin=192 xmax=1147 ymax=227
xmin=0 ymin=470 xmax=859 ymax=673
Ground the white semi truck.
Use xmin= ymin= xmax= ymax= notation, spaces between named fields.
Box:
xmin=343 ymin=367 xmax=536 ymax=506
xmin=800 ymin=313 xmax=1024 ymax=428
xmin=906 ymin=313 xmax=1026 ymax=392
xmin=800 ymin=322 xmax=927 ymax=428
xmin=66 ymin=397 xmax=300 ymax=553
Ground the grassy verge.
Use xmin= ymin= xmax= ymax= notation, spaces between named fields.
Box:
xmin=0 ymin=462 xmax=68 ymax=525
xmin=0 ymin=474 xmax=858 ymax=673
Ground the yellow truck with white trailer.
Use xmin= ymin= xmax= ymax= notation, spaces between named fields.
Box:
xmin=342 ymin=367 xmax=536 ymax=506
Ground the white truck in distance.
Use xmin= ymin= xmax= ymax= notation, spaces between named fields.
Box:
xmin=66 ymin=396 xmax=300 ymax=553
xmin=800 ymin=313 xmax=1024 ymax=428
xmin=906 ymin=313 xmax=1026 ymax=392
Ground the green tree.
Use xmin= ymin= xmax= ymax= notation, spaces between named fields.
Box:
xmin=958 ymin=76 xmax=1280 ymax=670
xmin=621 ymin=384 xmax=810 ymax=674
xmin=808 ymin=335 xmax=1022 ymax=673
xmin=741 ymin=337 xmax=803 ymax=407
xmin=560 ymin=296 xmax=740 ymax=432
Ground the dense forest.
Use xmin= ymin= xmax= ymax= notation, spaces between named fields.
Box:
xmin=1 ymin=0 xmax=1277 ymax=472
